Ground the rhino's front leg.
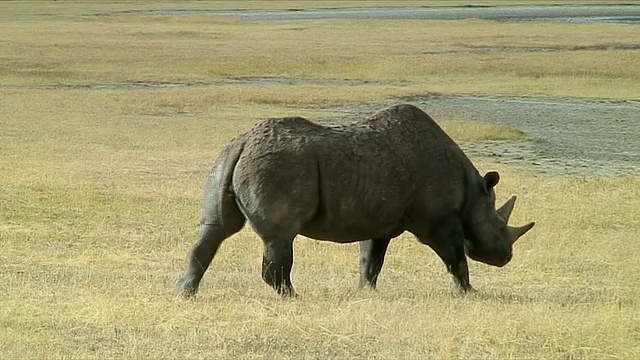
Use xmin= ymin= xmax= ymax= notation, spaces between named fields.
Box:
xmin=359 ymin=238 xmax=391 ymax=289
xmin=411 ymin=216 xmax=474 ymax=293
xmin=444 ymin=253 xmax=473 ymax=293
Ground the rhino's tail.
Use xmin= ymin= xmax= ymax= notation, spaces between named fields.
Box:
xmin=199 ymin=136 xmax=247 ymax=231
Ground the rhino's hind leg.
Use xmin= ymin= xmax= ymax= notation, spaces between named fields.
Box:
xmin=177 ymin=216 xmax=245 ymax=298
xmin=261 ymin=236 xmax=296 ymax=296
xmin=359 ymin=238 xmax=391 ymax=289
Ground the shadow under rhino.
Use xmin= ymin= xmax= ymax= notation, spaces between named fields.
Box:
xmin=176 ymin=104 xmax=535 ymax=297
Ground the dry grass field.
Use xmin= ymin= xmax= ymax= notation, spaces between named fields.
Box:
xmin=1 ymin=1 xmax=639 ymax=359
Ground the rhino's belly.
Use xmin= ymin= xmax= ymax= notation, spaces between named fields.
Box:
xmin=299 ymin=221 xmax=404 ymax=243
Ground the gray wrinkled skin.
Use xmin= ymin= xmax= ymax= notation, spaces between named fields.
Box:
xmin=177 ymin=104 xmax=535 ymax=297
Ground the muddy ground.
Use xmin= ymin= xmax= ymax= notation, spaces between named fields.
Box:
xmin=132 ymin=5 xmax=640 ymax=24
xmin=319 ymin=95 xmax=640 ymax=177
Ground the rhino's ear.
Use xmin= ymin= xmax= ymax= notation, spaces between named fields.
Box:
xmin=483 ymin=171 xmax=500 ymax=193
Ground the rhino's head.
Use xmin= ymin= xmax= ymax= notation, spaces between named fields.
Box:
xmin=462 ymin=171 xmax=535 ymax=267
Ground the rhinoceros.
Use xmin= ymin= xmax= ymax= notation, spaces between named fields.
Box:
xmin=177 ymin=104 xmax=535 ymax=297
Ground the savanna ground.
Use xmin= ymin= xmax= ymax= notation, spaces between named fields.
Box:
xmin=1 ymin=1 xmax=639 ymax=359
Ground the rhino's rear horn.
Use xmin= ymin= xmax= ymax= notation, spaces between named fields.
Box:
xmin=509 ymin=222 xmax=535 ymax=244
xmin=497 ymin=196 xmax=517 ymax=222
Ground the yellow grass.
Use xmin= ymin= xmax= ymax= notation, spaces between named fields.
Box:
xmin=2 ymin=87 xmax=639 ymax=358
xmin=1 ymin=1 xmax=639 ymax=359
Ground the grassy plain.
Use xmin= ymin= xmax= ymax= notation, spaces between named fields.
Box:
xmin=1 ymin=1 xmax=639 ymax=359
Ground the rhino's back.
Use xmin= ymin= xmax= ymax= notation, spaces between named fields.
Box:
xmin=235 ymin=116 xmax=356 ymax=178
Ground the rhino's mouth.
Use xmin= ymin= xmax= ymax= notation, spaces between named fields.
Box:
xmin=464 ymin=239 xmax=512 ymax=267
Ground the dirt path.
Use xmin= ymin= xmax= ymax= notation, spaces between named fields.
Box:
xmin=323 ymin=96 xmax=640 ymax=177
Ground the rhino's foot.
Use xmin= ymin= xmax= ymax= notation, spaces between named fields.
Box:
xmin=459 ymin=284 xmax=476 ymax=294
xmin=176 ymin=276 xmax=199 ymax=299
xmin=359 ymin=238 xmax=391 ymax=291
xmin=358 ymin=283 xmax=378 ymax=291
xmin=275 ymin=284 xmax=297 ymax=298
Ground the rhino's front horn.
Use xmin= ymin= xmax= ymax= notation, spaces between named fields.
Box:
xmin=509 ymin=222 xmax=535 ymax=244
xmin=497 ymin=196 xmax=517 ymax=222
